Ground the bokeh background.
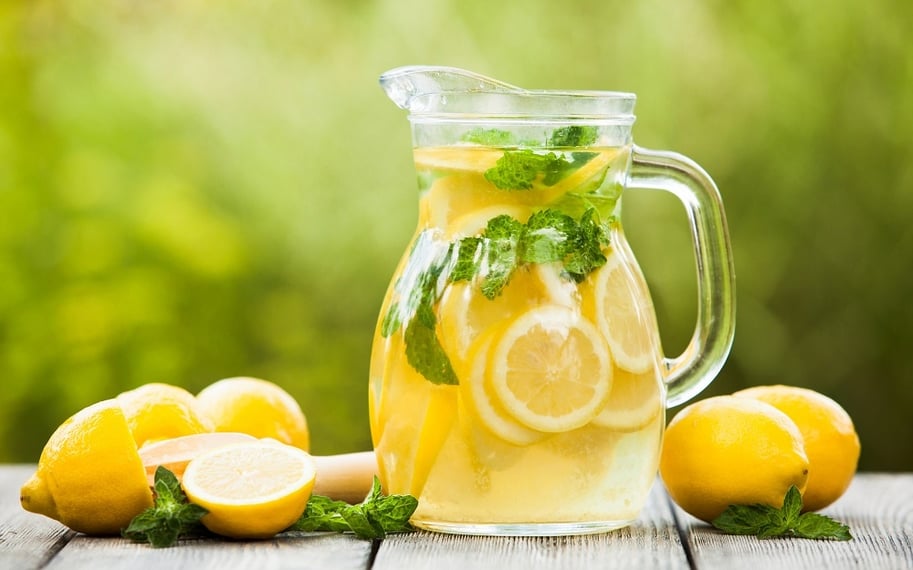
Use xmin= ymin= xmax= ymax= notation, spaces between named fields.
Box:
xmin=2 ymin=0 xmax=911 ymax=470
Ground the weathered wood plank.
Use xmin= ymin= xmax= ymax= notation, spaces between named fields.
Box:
xmin=373 ymin=480 xmax=690 ymax=570
xmin=677 ymin=472 xmax=913 ymax=570
xmin=0 ymin=464 xmax=76 ymax=570
xmin=44 ymin=532 xmax=373 ymax=570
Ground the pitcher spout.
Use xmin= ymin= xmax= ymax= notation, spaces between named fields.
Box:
xmin=379 ymin=65 xmax=522 ymax=112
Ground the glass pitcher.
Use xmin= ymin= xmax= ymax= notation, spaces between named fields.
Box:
xmin=369 ymin=66 xmax=735 ymax=536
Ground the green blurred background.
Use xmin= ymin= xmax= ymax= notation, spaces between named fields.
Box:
xmin=2 ymin=0 xmax=911 ymax=470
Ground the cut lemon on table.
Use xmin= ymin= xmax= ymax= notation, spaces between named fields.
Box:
xmin=488 ymin=305 xmax=613 ymax=432
xmin=181 ymin=441 xmax=317 ymax=539
xmin=19 ymin=399 xmax=153 ymax=535
xmin=460 ymin=333 xmax=546 ymax=446
xmin=591 ymin=367 xmax=663 ymax=431
xmin=137 ymin=432 xmax=257 ymax=486
xmin=583 ymin=252 xmax=656 ymax=374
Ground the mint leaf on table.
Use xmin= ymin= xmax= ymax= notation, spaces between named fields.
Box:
xmin=287 ymin=477 xmax=418 ymax=540
xmin=123 ymin=467 xmax=208 ymax=548
xmin=712 ymin=486 xmax=852 ymax=541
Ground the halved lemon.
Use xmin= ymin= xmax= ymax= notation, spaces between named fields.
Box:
xmin=460 ymin=332 xmax=546 ymax=446
xmin=181 ymin=441 xmax=317 ymax=539
xmin=582 ymin=251 xmax=657 ymax=373
xmin=591 ymin=367 xmax=663 ymax=431
xmin=488 ymin=305 xmax=613 ymax=432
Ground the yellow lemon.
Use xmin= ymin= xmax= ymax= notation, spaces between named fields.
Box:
xmin=734 ymin=385 xmax=860 ymax=511
xmin=19 ymin=399 xmax=153 ymax=535
xmin=488 ymin=305 xmax=613 ymax=432
xmin=181 ymin=441 xmax=317 ymax=539
xmin=659 ymin=395 xmax=809 ymax=523
xmin=196 ymin=377 xmax=310 ymax=451
xmin=591 ymin=366 xmax=663 ymax=432
xmin=116 ymin=382 xmax=213 ymax=448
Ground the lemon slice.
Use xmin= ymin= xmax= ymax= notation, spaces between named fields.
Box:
xmin=460 ymin=333 xmax=546 ymax=446
xmin=182 ymin=441 xmax=317 ymax=539
xmin=489 ymin=305 xmax=613 ymax=432
xmin=533 ymin=262 xmax=578 ymax=308
xmin=591 ymin=367 xmax=663 ymax=431
xmin=414 ymin=146 xmax=504 ymax=172
xmin=437 ymin=266 xmax=543 ymax=367
xmin=584 ymin=252 xmax=656 ymax=373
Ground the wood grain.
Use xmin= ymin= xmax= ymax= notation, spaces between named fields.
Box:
xmin=373 ymin=480 xmax=690 ymax=570
xmin=676 ymin=472 xmax=913 ymax=570
xmin=44 ymin=532 xmax=373 ymax=570
xmin=0 ymin=465 xmax=76 ymax=570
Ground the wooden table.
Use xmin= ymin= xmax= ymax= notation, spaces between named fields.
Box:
xmin=2 ymin=466 xmax=911 ymax=569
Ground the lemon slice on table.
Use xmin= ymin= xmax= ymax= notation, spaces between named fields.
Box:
xmin=460 ymin=332 xmax=547 ymax=446
xmin=591 ymin=367 xmax=663 ymax=432
xmin=488 ymin=305 xmax=613 ymax=432
xmin=181 ymin=441 xmax=317 ymax=539
xmin=582 ymin=252 xmax=656 ymax=374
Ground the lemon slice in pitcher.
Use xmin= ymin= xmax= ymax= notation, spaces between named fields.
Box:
xmin=591 ymin=367 xmax=663 ymax=431
xmin=583 ymin=252 xmax=656 ymax=373
xmin=488 ymin=305 xmax=612 ymax=432
xmin=460 ymin=333 xmax=546 ymax=446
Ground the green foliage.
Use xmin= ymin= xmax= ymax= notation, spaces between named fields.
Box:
xmin=712 ymin=486 xmax=852 ymax=541
xmin=123 ymin=467 xmax=208 ymax=548
xmin=0 ymin=0 xmax=911 ymax=470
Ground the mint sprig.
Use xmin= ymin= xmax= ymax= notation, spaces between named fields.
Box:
xmin=484 ymin=150 xmax=598 ymax=190
xmin=123 ymin=467 xmax=208 ymax=548
xmin=288 ymin=476 xmax=417 ymax=540
xmin=711 ymin=486 xmax=852 ymax=541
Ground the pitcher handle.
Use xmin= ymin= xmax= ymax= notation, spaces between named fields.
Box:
xmin=628 ymin=145 xmax=736 ymax=407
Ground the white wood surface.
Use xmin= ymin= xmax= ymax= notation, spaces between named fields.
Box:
xmin=2 ymin=464 xmax=911 ymax=570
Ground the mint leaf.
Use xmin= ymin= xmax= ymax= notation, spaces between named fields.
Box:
xmin=484 ymin=149 xmax=559 ymax=190
xmin=404 ymin=314 xmax=459 ymax=385
xmin=562 ymin=208 xmax=610 ymax=281
xmin=549 ymin=126 xmax=598 ymax=147
xmin=479 ymin=215 xmax=524 ymax=299
xmin=794 ymin=513 xmax=853 ymax=541
xmin=462 ymin=128 xmax=515 ymax=146
xmin=288 ymin=477 xmax=417 ymax=540
xmin=711 ymin=485 xmax=852 ymax=541
xmin=123 ymin=467 xmax=208 ymax=548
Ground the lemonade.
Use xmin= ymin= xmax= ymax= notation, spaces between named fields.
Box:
xmin=369 ymin=140 xmax=667 ymax=533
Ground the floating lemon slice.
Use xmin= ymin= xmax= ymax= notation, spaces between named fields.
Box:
xmin=414 ymin=146 xmax=505 ymax=172
xmin=488 ymin=305 xmax=613 ymax=432
xmin=533 ymin=262 xmax=578 ymax=308
xmin=181 ymin=441 xmax=317 ymax=539
xmin=591 ymin=367 xmax=663 ymax=431
xmin=437 ymin=266 xmax=543 ymax=368
xmin=460 ymin=332 xmax=546 ymax=446
xmin=583 ymin=252 xmax=656 ymax=373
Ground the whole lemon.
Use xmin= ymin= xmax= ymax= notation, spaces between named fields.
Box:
xmin=196 ymin=377 xmax=310 ymax=451
xmin=659 ymin=395 xmax=810 ymax=523
xmin=20 ymin=399 xmax=153 ymax=535
xmin=734 ymin=385 xmax=860 ymax=511
xmin=117 ymin=383 xmax=213 ymax=448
